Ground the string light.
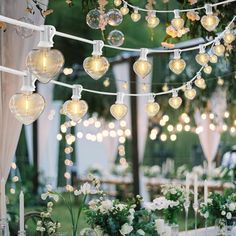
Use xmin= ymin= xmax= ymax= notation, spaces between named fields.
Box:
xmin=162 ymin=83 xmax=169 ymax=92
xmin=120 ymin=3 xmax=129 ymax=15
xmin=131 ymin=8 xmax=141 ymax=22
xmin=201 ymin=4 xmax=219 ymax=32
xmin=103 ymin=78 xmax=110 ymax=87
xmin=133 ymin=48 xmax=152 ymax=78
xmin=145 ymin=94 xmax=160 ymax=117
xmin=63 ymin=85 xmax=88 ymax=122
xmin=195 ymin=45 xmax=210 ymax=66
xmin=209 ymin=54 xmax=218 ymax=64
xmin=9 ymin=72 xmax=45 ymax=125
xmin=146 ymin=11 xmax=160 ymax=28
xmin=83 ymin=40 xmax=110 ymax=80
xmin=169 ymin=49 xmax=186 ymax=75
xmin=212 ymin=40 xmax=225 ymax=56
xmin=184 ymin=82 xmax=196 ymax=100
xmin=223 ymin=29 xmax=235 ymax=44
xmin=114 ymin=0 xmax=122 ymax=7
xmin=169 ymin=90 xmax=182 ymax=109
xmin=203 ymin=64 xmax=212 ymax=74
xmin=26 ymin=25 xmax=64 ymax=83
xmin=171 ymin=10 xmax=184 ymax=30
xmin=194 ymin=73 xmax=206 ymax=89
xmin=110 ymin=93 xmax=128 ymax=120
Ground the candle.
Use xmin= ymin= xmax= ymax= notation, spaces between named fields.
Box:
xmin=186 ymin=173 xmax=190 ymax=203
xmin=194 ymin=174 xmax=198 ymax=205
xmin=19 ymin=191 xmax=24 ymax=232
xmin=155 ymin=219 xmax=165 ymax=234
xmin=204 ymin=180 xmax=208 ymax=204
xmin=0 ymin=178 xmax=6 ymax=220
xmin=164 ymin=224 xmax=172 ymax=236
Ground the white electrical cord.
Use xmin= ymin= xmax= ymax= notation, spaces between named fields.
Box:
xmin=121 ymin=0 xmax=236 ymax=14
xmin=0 ymin=14 xmax=235 ymax=54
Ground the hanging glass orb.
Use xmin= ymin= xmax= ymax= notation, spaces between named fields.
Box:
xmin=110 ymin=103 xmax=128 ymax=120
xmin=209 ymin=54 xmax=218 ymax=64
xmin=86 ymin=9 xmax=105 ymax=29
xmin=107 ymin=9 xmax=123 ymax=26
xmin=114 ymin=0 xmax=122 ymax=7
xmin=107 ymin=30 xmax=125 ymax=46
xmin=169 ymin=93 xmax=182 ymax=109
xmin=9 ymin=92 xmax=45 ymax=125
xmin=63 ymin=99 xmax=88 ymax=122
xmin=223 ymin=31 xmax=235 ymax=44
xmin=131 ymin=9 xmax=141 ymax=22
xmin=26 ymin=48 xmax=64 ymax=83
xmin=195 ymin=52 xmax=210 ymax=66
xmin=145 ymin=101 xmax=160 ymax=117
xmin=120 ymin=5 xmax=129 ymax=15
xmin=169 ymin=58 xmax=186 ymax=75
xmin=16 ymin=16 xmax=34 ymax=38
xmin=203 ymin=64 xmax=212 ymax=74
xmin=213 ymin=43 xmax=225 ymax=57
xmin=133 ymin=59 xmax=152 ymax=78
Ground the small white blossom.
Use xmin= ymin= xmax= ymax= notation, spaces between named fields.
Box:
xmin=119 ymin=223 xmax=133 ymax=235
xmin=226 ymin=212 xmax=232 ymax=220
xmin=137 ymin=229 xmax=145 ymax=235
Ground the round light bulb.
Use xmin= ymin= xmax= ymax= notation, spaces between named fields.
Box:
xmin=114 ymin=0 xmax=122 ymax=6
xmin=120 ymin=6 xmax=129 ymax=15
xmin=184 ymin=86 xmax=196 ymax=100
xmin=110 ymin=103 xmax=128 ymax=120
xmin=26 ymin=48 xmax=64 ymax=83
xmin=203 ymin=65 xmax=212 ymax=74
xmin=133 ymin=59 xmax=152 ymax=78
xmin=209 ymin=54 xmax=218 ymax=64
xmin=63 ymin=98 xmax=88 ymax=122
xmin=195 ymin=52 xmax=210 ymax=66
xmin=83 ymin=55 xmax=110 ymax=80
xmin=169 ymin=58 xmax=186 ymax=74
xmin=169 ymin=92 xmax=182 ymax=109
xmin=213 ymin=43 xmax=225 ymax=57
xmin=9 ymin=92 xmax=45 ymax=125
xmin=201 ymin=14 xmax=219 ymax=32
xmin=194 ymin=76 xmax=206 ymax=89
xmin=145 ymin=101 xmax=160 ymax=117
xmin=146 ymin=15 xmax=160 ymax=28
xmin=131 ymin=10 xmax=141 ymax=22
xmin=171 ymin=17 xmax=184 ymax=30
xmin=223 ymin=31 xmax=235 ymax=44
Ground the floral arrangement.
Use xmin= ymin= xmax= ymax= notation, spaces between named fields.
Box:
xmin=143 ymin=165 xmax=161 ymax=178
xmin=86 ymin=164 xmax=104 ymax=177
xmin=176 ymin=165 xmax=188 ymax=180
xmin=40 ymin=175 xmax=102 ymax=236
xmin=112 ymin=164 xmax=131 ymax=177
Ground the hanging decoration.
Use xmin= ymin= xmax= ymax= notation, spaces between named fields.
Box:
xmin=169 ymin=90 xmax=182 ymax=109
xmin=131 ymin=8 xmax=141 ymax=22
xmin=184 ymin=83 xmax=197 ymax=100
xmin=169 ymin=49 xmax=186 ymax=75
xmin=195 ymin=45 xmax=210 ymax=66
xmin=110 ymin=93 xmax=128 ymax=120
xmin=145 ymin=94 xmax=160 ymax=117
xmin=194 ymin=73 xmax=206 ymax=89
xmin=107 ymin=30 xmax=125 ymax=47
xmin=212 ymin=40 xmax=226 ymax=56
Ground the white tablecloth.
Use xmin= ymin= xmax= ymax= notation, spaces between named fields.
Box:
xmin=179 ymin=227 xmax=218 ymax=236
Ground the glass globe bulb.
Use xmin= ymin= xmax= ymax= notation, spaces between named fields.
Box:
xmin=184 ymin=88 xmax=196 ymax=100
xmin=107 ymin=9 xmax=123 ymax=26
xmin=171 ymin=17 xmax=184 ymax=30
xmin=131 ymin=11 xmax=141 ymax=22
xmin=145 ymin=101 xmax=160 ymax=117
xmin=86 ymin=9 xmax=106 ymax=29
xmin=203 ymin=65 xmax=212 ymax=74
xmin=133 ymin=59 xmax=152 ymax=78
xmin=63 ymin=98 xmax=88 ymax=122
xmin=194 ymin=77 xmax=206 ymax=89
xmin=213 ymin=44 xmax=225 ymax=57
xmin=107 ymin=30 xmax=124 ymax=47
xmin=83 ymin=55 xmax=110 ymax=80
xmin=195 ymin=53 xmax=210 ymax=66
xmin=169 ymin=58 xmax=186 ymax=74
xmin=26 ymin=48 xmax=64 ymax=83
xmin=9 ymin=92 xmax=45 ymax=125
xmin=169 ymin=95 xmax=182 ymax=109
xmin=120 ymin=6 xmax=129 ymax=15
xmin=209 ymin=54 xmax=218 ymax=64
xmin=147 ymin=15 xmax=160 ymax=28
xmin=114 ymin=0 xmax=122 ymax=7
xmin=201 ymin=14 xmax=219 ymax=32
xmin=223 ymin=31 xmax=235 ymax=44
xmin=110 ymin=103 xmax=128 ymax=120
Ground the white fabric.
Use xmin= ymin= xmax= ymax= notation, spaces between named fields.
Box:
xmin=222 ymin=151 xmax=236 ymax=168
xmin=24 ymin=125 xmax=34 ymax=165
xmin=179 ymin=227 xmax=218 ymax=236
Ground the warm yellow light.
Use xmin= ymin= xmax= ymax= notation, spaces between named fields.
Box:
xmin=171 ymin=10 xmax=184 ymax=30
xmin=120 ymin=5 xmax=129 ymax=15
xmin=133 ymin=48 xmax=152 ymax=78
xmin=131 ymin=10 xmax=141 ymax=22
xmin=83 ymin=55 xmax=110 ymax=80
xmin=201 ymin=15 xmax=219 ymax=31
xmin=9 ymin=92 xmax=45 ymax=125
xmin=184 ymin=85 xmax=196 ymax=100
xmin=63 ymin=98 xmax=88 ymax=122
xmin=203 ymin=65 xmax=212 ymax=74
xmin=223 ymin=31 xmax=235 ymax=44
xmin=146 ymin=14 xmax=160 ymax=28
xmin=160 ymin=133 xmax=167 ymax=141
xmin=213 ymin=43 xmax=225 ymax=57
xmin=114 ymin=0 xmax=122 ymax=6
xmin=169 ymin=91 xmax=182 ymax=109
xmin=169 ymin=59 xmax=186 ymax=75
xmin=195 ymin=46 xmax=210 ymax=66
xmin=110 ymin=103 xmax=128 ymax=120
xmin=194 ymin=75 xmax=206 ymax=89
xmin=26 ymin=48 xmax=64 ymax=83
xmin=209 ymin=54 xmax=218 ymax=64
xmin=170 ymin=134 xmax=177 ymax=141
xmin=145 ymin=100 xmax=160 ymax=117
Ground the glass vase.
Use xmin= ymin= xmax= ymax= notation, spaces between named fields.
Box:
xmin=215 ymin=218 xmax=226 ymax=236
xmin=170 ymin=224 xmax=179 ymax=236
xmin=226 ymin=217 xmax=236 ymax=236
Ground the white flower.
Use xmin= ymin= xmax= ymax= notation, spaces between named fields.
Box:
xmin=77 ymin=183 xmax=98 ymax=195
xmin=226 ymin=212 xmax=232 ymax=220
xmin=116 ymin=203 xmax=126 ymax=211
xmin=153 ymin=197 xmax=169 ymax=210
xmin=144 ymin=202 xmax=157 ymax=212
xmin=119 ymin=223 xmax=133 ymax=235
xmin=203 ymin=212 xmax=209 ymax=219
xmin=137 ymin=229 xmax=145 ymax=235
xmin=88 ymin=199 xmax=99 ymax=210
xmin=128 ymin=208 xmax=135 ymax=224
xmin=221 ymin=211 xmax=226 ymax=216
xmin=99 ymin=200 xmax=113 ymax=213
xmin=228 ymin=203 xmax=236 ymax=212
xmin=47 ymin=202 xmax=53 ymax=208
